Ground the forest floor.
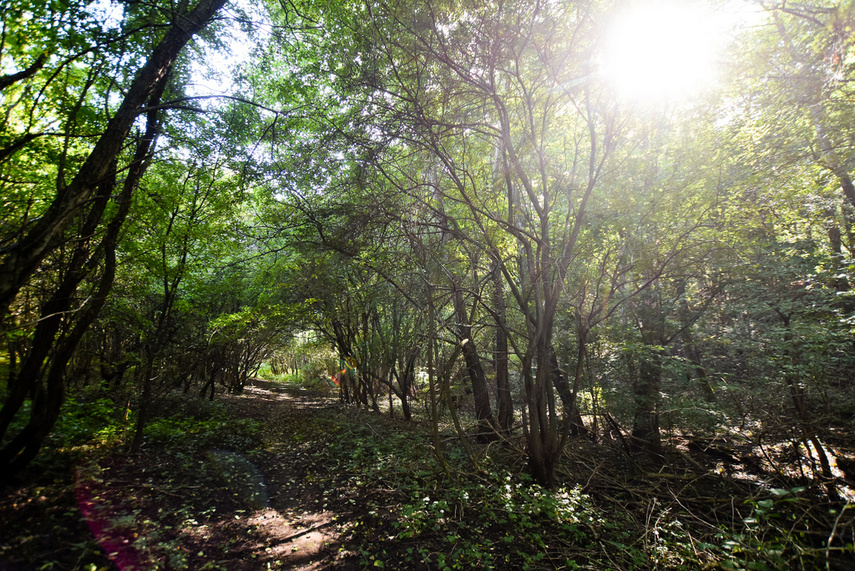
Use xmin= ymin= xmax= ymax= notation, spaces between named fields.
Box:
xmin=2 ymin=380 xmax=854 ymax=570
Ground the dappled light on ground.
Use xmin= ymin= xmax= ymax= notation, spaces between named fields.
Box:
xmin=244 ymin=508 xmax=338 ymax=564
xmin=64 ymin=387 xmax=355 ymax=570
xmin=3 ymin=382 xmax=854 ymax=569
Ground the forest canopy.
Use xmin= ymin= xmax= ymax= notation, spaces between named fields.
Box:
xmin=2 ymin=0 xmax=855 ymax=568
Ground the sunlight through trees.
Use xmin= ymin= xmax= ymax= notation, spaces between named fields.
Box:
xmin=2 ymin=0 xmax=855 ymax=568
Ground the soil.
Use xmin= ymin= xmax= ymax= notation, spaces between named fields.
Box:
xmin=0 ymin=383 xmax=378 ymax=570
xmin=2 ymin=380 xmax=854 ymax=570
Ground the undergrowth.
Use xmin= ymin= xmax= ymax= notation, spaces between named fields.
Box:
xmin=2 ymin=382 xmax=853 ymax=570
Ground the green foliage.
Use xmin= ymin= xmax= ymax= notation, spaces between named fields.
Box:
xmin=5 ymin=394 xmax=125 ymax=453
xmin=7 ymin=0 xmax=855 ymax=567
xmin=144 ymin=413 xmax=265 ymax=451
xmin=314 ymin=417 xmax=604 ymax=568
xmin=255 ymin=363 xmax=302 ymax=384
xmin=387 ymin=472 xmax=596 ymax=570
xmin=715 ymin=487 xmax=819 ymax=570
xmin=50 ymin=396 xmax=124 ymax=448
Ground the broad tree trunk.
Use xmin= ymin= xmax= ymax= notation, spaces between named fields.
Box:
xmin=630 ymin=349 xmax=663 ymax=454
xmin=631 ymin=281 xmax=665 ymax=454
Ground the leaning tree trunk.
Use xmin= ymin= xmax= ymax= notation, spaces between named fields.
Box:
xmin=775 ymin=308 xmax=839 ymax=500
xmin=0 ymin=0 xmax=227 ymax=317
xmin=0 ymin=147 xmax=131 ymax=479
xmin=0 ymin=0 xmax=226 ymax=480
xmin=452 ymin=287 xmax=494 ymax=436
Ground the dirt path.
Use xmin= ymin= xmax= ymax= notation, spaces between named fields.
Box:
xmin=207 ymin=382 xmax=358 ymax=570
xmin=2 ymin=382 xmax=369 ymax=571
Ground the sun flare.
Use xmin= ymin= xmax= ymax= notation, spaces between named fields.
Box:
xmin=600 ymin=1 xmax=730 ymax=103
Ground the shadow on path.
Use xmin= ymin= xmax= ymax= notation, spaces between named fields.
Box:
xmin=74 ymin=382 xmax=363 ymax=570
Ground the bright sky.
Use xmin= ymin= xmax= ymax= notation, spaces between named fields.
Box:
xmin=89 ymin=0 xmax=761 ymax=108
xmin=599 ymin=0 xmax=763 ymax=104
xmin=88 ymin=0 xmax=259 ymax=99
xmin=186 ymin=3 xmax=262 ymax=100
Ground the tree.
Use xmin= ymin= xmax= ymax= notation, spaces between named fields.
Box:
xmin=0 ymin=0 xmax=228 ymax=312
xmin=727 ymin=2 xmax=855 ymax=258
xmin=345 ymin=0 xmax=627 ymax=485
xmin=0 ymin=0 xmax=227 ymax=481
xmin=708 ymin=0 xmax=855 ymax=475
xmin=120 ymin=135 xmax=249 ymax=449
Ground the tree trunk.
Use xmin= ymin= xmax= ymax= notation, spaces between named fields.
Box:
xmin=0 ymin=0 xmax=227 ymax=317
xmin=630 ymin=349 xmax=663 ymax=454
xmin=0 ymin=147 xmax=132 ymax=480
xmin=426 ymin=291 xmax=444 ymax=462
xmin=400 ymin=352 xmax=417 ymax=421
xmin=549 ymin=345 xmax=587 ymax=437
xmin=524 ymin=337 xmax=560 ymax=488
xmin=130 ymin=355 xmax=156 ymax=454
xmin=0 ymin=169 xmax=115 ymax=453
xmin=676 ymin=280 xmax=715 ymax=402
xmin=452 ymin=287 xmax=494 ymax=435
xmin=492 ymin=261 xmax=514 ymax=432
xmin=631 ymin=281 xmax=665 ymax=454
xmin=776 ymin=309 xmax=839 ymax=499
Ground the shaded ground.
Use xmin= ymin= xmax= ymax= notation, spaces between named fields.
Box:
xmin=2 ymin=380 xmax=855 ymax=570
xmin=1 ymin=384 xmax=374 ymax=570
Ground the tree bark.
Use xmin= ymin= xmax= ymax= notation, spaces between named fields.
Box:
xmin=0 ymin=0 xmax=227 ymax=317
xmin=630 ymin=350 xmax=663 ymax=454
xmin=452 ymin=286 xmax=494 ymax=435
xmin=0 ymin=166 xmax=117 ymax=470
xmin=0 ymin=136 xmax=133 ymax=479
xmin=525 ymin=338 xmax=560 ymax=488
xmin=492 ymin=261 xmax=514 ymax=431
xmin=0 ymin=54 xmax=47 ymax=91
xmin=549 ymin=345 xmax=587 ymax=437
xmin=676 ymin=280 xmax=715 ymax=401
xmin=631 ymin=281 xmax=665 ymax=454
xmin=0 ymin=0 xmax=225 ymax=477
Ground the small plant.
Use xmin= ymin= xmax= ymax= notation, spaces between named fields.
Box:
xmin=380 ymin=469 xmax=600 ymax=570
xmin=144 ymin=415 xmax=265 ymax=450
xmin=713 ymin=486 xmax=843 ymax=570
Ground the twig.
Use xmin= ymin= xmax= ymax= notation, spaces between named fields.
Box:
xmin=641 ymin=472 xmax=698 ymax=481
xmin=274 ymin=520 xmax=337 ymax=544
xmin=584 ymin=460 xmax=605 ymax=491
xmin=827 ymin=504 xmax=853 ymax=570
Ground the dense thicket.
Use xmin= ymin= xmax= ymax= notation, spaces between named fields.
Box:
xmin=234 ymin=0 xmax=855 ymax=488
xmin=2 ymin=0 xmax=855 ymax=565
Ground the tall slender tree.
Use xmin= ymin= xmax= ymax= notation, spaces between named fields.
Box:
xmin=0 ymin=0 xmax=226 ymax=481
